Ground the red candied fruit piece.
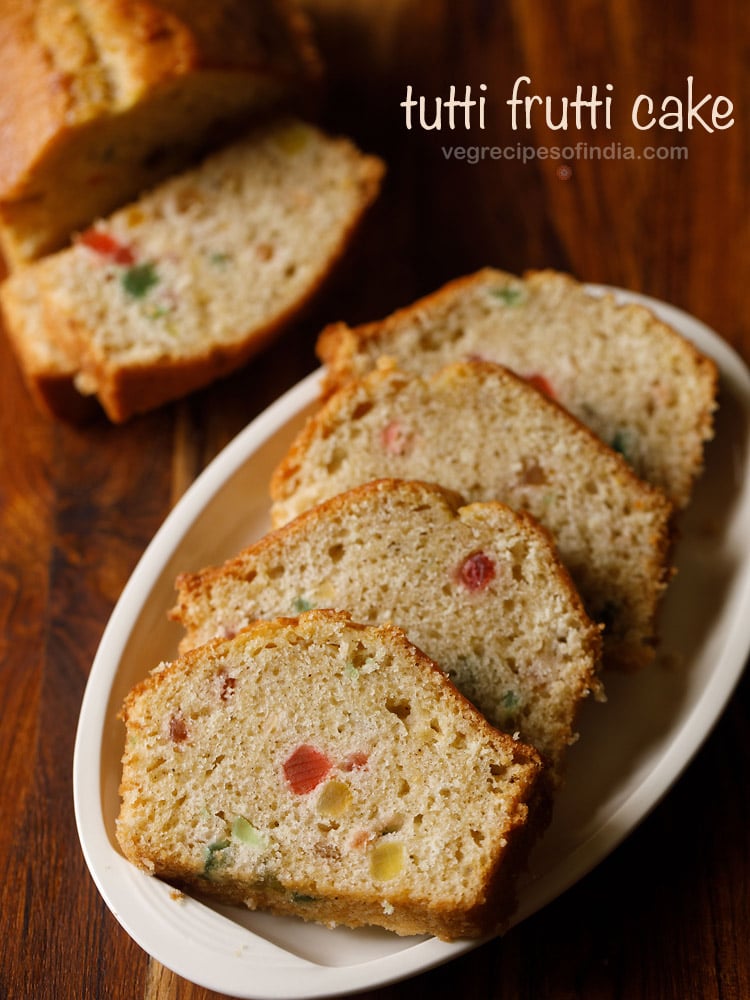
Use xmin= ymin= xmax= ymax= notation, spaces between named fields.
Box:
xmin=283 ymin=744 xmax=333 ymax=794
xmin=457 ymin=552 xmax=496 ymax=592
xmin=217 ymin=670 xmax=236 ymax=701
xmin=340 ymin=751 xmax=369 ymax=772
xmin=79 ymin=227 xmax=135 ymax=265
xmin=380 ymin=420 xmax=411 ymax=455
xmin=524 ymin=373 xmax=556 ymax=400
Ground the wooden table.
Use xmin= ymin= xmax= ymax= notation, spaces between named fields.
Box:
xmin=1 ymin=2 xmax=748 ymax=998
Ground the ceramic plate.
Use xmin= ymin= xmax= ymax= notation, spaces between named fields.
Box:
xmin=74 ymin=288 xmax=750 ymax=999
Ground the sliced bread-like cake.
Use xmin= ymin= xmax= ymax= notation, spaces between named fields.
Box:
xmin=171 ymin=479 xmax=602 ymax=776
xmin=0 ymin=118 xmax=384 ymax=421
xmin=0 ymin=261 xmax=99 ymax=421
xmin=317 ymin=269 xmax=718 ymax=508
xmin=0 ymin=0 xmax=321 ymax=265
xmin=116 ymin=611 xmax=543 ymax=940
xmin=270 ymin=361 xmax=675 ymax=671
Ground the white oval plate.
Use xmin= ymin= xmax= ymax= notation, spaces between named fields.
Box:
xmin=74 ymin=289 xmax=750 ymax=999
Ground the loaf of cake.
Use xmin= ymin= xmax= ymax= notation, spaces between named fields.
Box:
xmin=172 ymin=479 xmax=602 ymax=776
xmin=270 ymin=360 xmax=675 ymax=671
xmin=0 ymin=118 xmax=384 ymax=421
xmin=0 ymin=0 xmax=320 ymax=266
xmin=317 ymin=269 xmax=718 ymax=509
xmin=117 ymin=611 xmax=543 ymax=940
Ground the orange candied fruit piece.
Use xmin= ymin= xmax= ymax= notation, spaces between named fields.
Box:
xmin=524 ymin=373 xmax=556 ymax=400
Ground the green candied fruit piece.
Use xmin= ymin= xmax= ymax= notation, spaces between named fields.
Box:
xmin=231 ymin=816 xmax=269 ymax=850
xmin=208 ymin=251 xmax=232 ymax=266
xmin=610 ymin=430 xmax=631 ymax=460
xmin=202 ymin=838 xmax=231 ymax=878
xmin=275 ymin=122 xmax=310 ymax=154
xmin=292 ymin=596 xmax=315 ymax=613
xmin=122 ymin=261 xmax=159 ymax=298
xmin=344 ymin=661 xmax=359 ymax=680
xmin=502 ymin=689 xmax=520 ymax=710
xmin=291 ymin=892 xmax=317 ymax=904
xmin=489 ymin=285 xmax=525 ymax=306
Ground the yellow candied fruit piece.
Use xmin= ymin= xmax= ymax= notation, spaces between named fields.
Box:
xmin=275 ymin=123 xmax=310 ymax=154
xmin=313 ymin=580 xmax=337 ymax=606
xmin=317 ymin=780 xmax=352 ymax=818
xmin=369 ymin=841 xmax=405 ymax=881
xmin=125 ymin=206 xmax=145 ymax=227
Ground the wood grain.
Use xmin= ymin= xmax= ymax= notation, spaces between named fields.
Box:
xmin=0 ymin=2 xmax=747 ymax=999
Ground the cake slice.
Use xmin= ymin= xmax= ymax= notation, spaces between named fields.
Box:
xmin=172 ymin=479 xmax=602 ymax=776
xmin=116 ymin=611 xmax=543 ymax=940
xmin=0 ymin=118 xmax=384 ymax=421
xmin=0 ymin=0 xmax=320 ymax=265
xmin=270 ymin=361 xmax=675 ymax=671
xmin=317 ymin=269 xmax=718 ymax=508
xmin=0 ymin=259 xmax=100 ymax=420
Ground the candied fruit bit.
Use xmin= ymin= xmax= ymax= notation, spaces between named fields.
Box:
xmin=292 ymin=596 xmax=315 ymax=613
xmin=122 ymin=261 xmax=159 ymax=298
xmin=370 ymin=841 xmax=405 ymax=881
xmin=317 ymin=780 xmax=352 ymax=818
xmin=78 ymin=227 xmax=135 ymax=264
xmin=203 ymin=839 xmax=230 ymax=879
xmin=275 ymin=122 xmax=310 ymax=153
xmin=380 ymin=420 xmax=412 ymax=455
xmin=168 ymin=713 xmax=188 ymax=743
xmin=340 ymin=751 xmax=369 ymax=772
xmin=350 ymin=829 xmax=374 ymax=850
xmin=611 ymin=430 xmax=631 ymax=459
xmin=217 ymin=670 xmax=236 ymax=701
xmin=502 ymin=689 xmax=520 ymax=710
xmin=518 ymin=458 xmax=548 ymax=486
xmin=490 ymin=285 xmax=525 ymax=306
xmin=283 ymin=745 xmax=333 ymax=794
xmin=524 ymin=373 xmax=556 ymax=399
xmin=231 ymin=816 xmax=268 ymax=849
xmin=457 ymin=552 xmax=496 ymax=592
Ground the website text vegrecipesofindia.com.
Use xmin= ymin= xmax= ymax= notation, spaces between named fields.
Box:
xmin=441 ymin=142 xmax=688 ymax=165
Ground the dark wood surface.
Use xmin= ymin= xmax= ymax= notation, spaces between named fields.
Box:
xmin=1 ymin=2 xmax=748 ymax=998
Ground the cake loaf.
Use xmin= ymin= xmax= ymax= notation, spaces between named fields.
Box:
xmin=0 ymin=0 xmax=320 ymax=265
xmin=0 ymin=118 xmax=384 ymax=421
xmin=317 ymin=269 xmax=718 ymax=508
xmin=117 ymin=611 xmax=543 ymax=940
xmin=172 ymin=479 xmax=602 ymax=776
xmin=270 ymin=361 xmax=675 ymax=671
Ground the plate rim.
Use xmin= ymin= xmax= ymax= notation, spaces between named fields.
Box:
xmin=73 ymin=287 xmax=750 ymax=999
